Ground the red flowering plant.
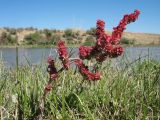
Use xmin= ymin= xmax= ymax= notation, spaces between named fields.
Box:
xmin=57 ymin=40 xmax=70 ymax=70
xmin=43 ymin=10 xmax=140 ymax=96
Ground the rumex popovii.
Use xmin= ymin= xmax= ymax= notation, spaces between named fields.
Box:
xmin=45 ymin=10 xmax=140 ymax=94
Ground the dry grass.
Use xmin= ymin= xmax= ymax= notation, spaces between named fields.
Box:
xmin=122 ymin=32 xmax=160 ymax=45
xmin=105 ymin=31 xmax=160 ymax=45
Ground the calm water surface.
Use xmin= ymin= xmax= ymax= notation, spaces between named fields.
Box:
xmin=0 ymin=47 xmax=160 ymax=67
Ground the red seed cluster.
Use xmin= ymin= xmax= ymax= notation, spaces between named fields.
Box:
xmin=45 ymin=56 xmax=58 ymax=94
xmin=79 ymin=46 xmax=93 ymax=60
xmin=111 ymin=10 xmax=140 ymax=44
xmin=45 ymin=10 xmax=140 ymax=91
xmin=47 ymin=55 xmax=58 ymax=80
xmin=57 ymin=40 xmax=70 ymax=70
xmin=74 ymin=59 xmax=101 ymax=81
xmin=79 ymin=10 xmax=140 ymax=62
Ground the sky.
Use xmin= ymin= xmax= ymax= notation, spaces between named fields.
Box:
xmin=0 ymin=0 xmax=160 ymax=34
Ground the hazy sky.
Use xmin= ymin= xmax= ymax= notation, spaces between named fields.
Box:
xmin=0 ymin=0 xmax=160 ymax=34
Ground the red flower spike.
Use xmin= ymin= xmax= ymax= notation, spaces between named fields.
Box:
xmin=87 ymin=72 xmax=101 ymax=81
xmin=78 ymin=10 xmax=140 ymax=63
xmin=104 ymin=44 xmax=113 ymax=54
xmin=74 ymin=59 xmax=101 ymax=81
xmin=79 ymin=46 xmax=93 ymax=60
xmin=96 ymin=20 xmax=106 ymax=38
xmin=95 ymin=53 xmax=108 ymax=62
xmin=57 ymin=40 xmax=70 ymax=70
xmin=47 ymin=55 xmax=54 ymax=64
xmin=96 ymin=20 xmax=105 ymax=29
xmin=111 ymin=10 xmax=140 ymax=44
xmin=47 ymin=55 xmax=58 ymax=80
xmin=51 ymin=73 xmax=58 ymax=80
xmin=45 ymin=84 xmax=52 ymax=91
xmin=111 ymin=46 xmax=124 ymax=58
xmin=44 ymin=84 xmax=52 ymax=95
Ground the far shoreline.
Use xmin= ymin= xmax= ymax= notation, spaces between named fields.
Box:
xmin=1 ymin=44 xmax=160 ymax=49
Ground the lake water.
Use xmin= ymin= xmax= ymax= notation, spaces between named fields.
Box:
xmin=0 ymin=47 xmax=160 ymax=67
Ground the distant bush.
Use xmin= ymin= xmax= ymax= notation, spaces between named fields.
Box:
xmin=73 ymin=31 xmax=80 ymax=39
xmin=3 ymin=27 xmax=10 ymax=31
xmin=66 ymin=36 xmax=74 ymax=42
xmin=0 ymin=32 xmax=17 ymax=45
xmin=25 ymin=27 xmax=37 ymax=31
xmin=120 ymin=37 xmax=135 ymax=45
xmin=50 ymin=29 xmax=58 ymax=33
xmin=0 ymin=32 xmax=7 ymax=45
xmin=37 ymin=33 xmax=61 ymax=45
xmin=64 ymin=29 xmax=73 ymax=38
xmin=17 ymin=28 xmax=24 ymax=32
xmin=24 ymin=32 xmax=42 ymax=45
xmin=8 ymin=28 xmax=17 ymax=35
xmin=83 ymin=35 xmax=95 ymax=46
xmin=6 ymin=34 xmax=17 ymax=44
xmin=44 ymin=29 xmax=52 ymax=40
xmin=82 ymin=33 xmax=87 ymax=36
xmin=86 ymin=27 xmax=96 ymax=36
xmin=63 ymin=29 xmax=77 ymax=44
xmin=50 ymin=34 xmax=61 ymax=45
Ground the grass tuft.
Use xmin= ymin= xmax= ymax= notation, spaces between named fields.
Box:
xmin=0 ymin=58 xmax=160 ymax=119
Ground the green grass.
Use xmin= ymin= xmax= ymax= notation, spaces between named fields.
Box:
xmin=0 ymin=57 xmax=160 ymax=119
